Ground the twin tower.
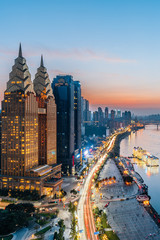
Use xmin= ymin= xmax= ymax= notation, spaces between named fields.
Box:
xmin=1 ymin=45 xmax=59 ymax=194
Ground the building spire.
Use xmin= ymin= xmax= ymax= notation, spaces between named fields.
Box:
xmin=19 ymin=43 xmax=22 ymax=58
xmin=40 ymin=54 xmax=44 ymax=67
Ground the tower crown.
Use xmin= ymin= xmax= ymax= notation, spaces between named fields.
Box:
xmin=40 ymin=54 xmax=44 ymax=67
xmin=33 ymin=55 xmax=53 ymax=98
xmin=19 ymin=43 xmax=22 ymax=58
xmin=5 ymin=44 xmax=35 ymax=94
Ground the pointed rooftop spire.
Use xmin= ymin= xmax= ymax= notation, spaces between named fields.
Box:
xmin=40 ymin=54 xmax=44 ymax=67
xmin=18 ymin=43 xmax=22 ymax=58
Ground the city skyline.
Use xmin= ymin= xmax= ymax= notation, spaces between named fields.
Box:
xmin=1 ymin=0 xmax=160 ymax=115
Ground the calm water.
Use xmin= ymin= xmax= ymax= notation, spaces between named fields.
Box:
xmin=120 ymin=125 xmax=160 ymax=213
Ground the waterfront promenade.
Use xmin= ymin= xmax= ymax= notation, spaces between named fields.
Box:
xmin=95 ymin=159 xmax=160 ymax=240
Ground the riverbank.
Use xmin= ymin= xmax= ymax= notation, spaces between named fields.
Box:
xmin=120 ymin=125 xmax=160 ymax=214
xmin=110 ymin=127 xmax=160 ymax=228
xmin=94 ymin=159 xmax=160 ymax=240
xmin=108 ymin=126 xmax=144 ymax=159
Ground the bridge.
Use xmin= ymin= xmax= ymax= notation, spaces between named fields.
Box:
xmin=139 ymin=121 xmax=160 ymax=130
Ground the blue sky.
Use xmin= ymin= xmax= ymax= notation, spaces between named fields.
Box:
xmin=1 ymin=0 xmax=160 ymax=115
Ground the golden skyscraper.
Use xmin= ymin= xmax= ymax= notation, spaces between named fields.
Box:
xmin=0 ymin=45 xmax=62 ymax=197
xmin=1 ymin=44 xmax=39 ymax=177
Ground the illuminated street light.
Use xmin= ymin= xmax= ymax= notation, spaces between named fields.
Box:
xmin=74 ymin=201 xmax=78 ymax=206
xmin=93 ymin=204 xmax=97 ymax=209
xmin=102 ymin=234 xmax=109 ymax=240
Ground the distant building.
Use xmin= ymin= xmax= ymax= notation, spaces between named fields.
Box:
xmin=93 ymin=111 xmax=98 ymax=124
xmin=104 ymin=107 xmax=109 ymax=126
xmin=123 ymin=111 xmax=131 ymax=126
xmin=0 ymin=45 xmax=62 ymax=197
xmin=83 ymin=98 xmax=91 ymax=125
xmin=105 ymin=107 xmax=109 ymax=119
xmin=111 ymin=109 xmax=115 ymax=120
xmin=98 ymin=107 xmax=104 ymax=126
xmin=117 ymin=109 xmax=121 ymax=118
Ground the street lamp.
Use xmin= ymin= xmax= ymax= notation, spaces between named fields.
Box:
xmin=102 ymin=234 xmax=108 ymax=240
xmin=93 ymin=204 xmax=97 ymax=209
xmin=62 ymin=197 xmax=66 ymax=208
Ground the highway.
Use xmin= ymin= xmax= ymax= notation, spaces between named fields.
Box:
xmin=77 ymin=134 xmax=117 ymax=240
xmin=77 ymin=158 xmax=99 ymax=240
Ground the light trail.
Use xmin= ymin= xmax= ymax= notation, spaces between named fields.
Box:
xmin=77 ymin=130 xmax=127 ymax=239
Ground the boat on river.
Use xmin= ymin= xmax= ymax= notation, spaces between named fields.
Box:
xmin=133 ymin=147 xmax=159 ymax=167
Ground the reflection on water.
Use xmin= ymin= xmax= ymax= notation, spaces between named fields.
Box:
xmin=146 ymin=166 xmax=159 ymax=175
xmin=120 ymin=125 xmax=160 ymax=213
xmin=131 ymin=158 xmax=159 ymax=176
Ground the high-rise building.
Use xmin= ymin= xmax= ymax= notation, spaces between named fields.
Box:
xmin=117 ymin=109 xmax=121 ymax=118
xmin=111 ymin=109 xmax=116 ymax=120
xmin=82 ymin=98 xmax=91 ymax=125
xmin=98 ymin=107 xmax=104 ymax=126
xmin=0 ymin=45 xmax=62 ymax=197
xmin=123 ymin=111 xmax=131 ymax=126
xmin=52 ymin=75 xmax=81 ymax=174
xmin=1 ymin=45 xmax=39 ymax=177
xmin=105 ymin=107 xmax=108 ymax=119
xmin=93 ymin=111 xmax=98 ymax=124
xmin=74 ymin=81 xmax=81 ymax=150
xmin=33 ymin=56 xmax=57 ymax=166
xmin=0 ymin=111 xmax=2 ymax=169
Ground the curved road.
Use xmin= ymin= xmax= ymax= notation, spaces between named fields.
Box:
xmin=77 ymin=134 xmax=118 ymax=240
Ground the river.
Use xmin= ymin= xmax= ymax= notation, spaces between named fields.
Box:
xmin=120 ymin=125 xmax=160 ymax=214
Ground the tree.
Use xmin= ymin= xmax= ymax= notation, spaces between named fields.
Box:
xmin=54 ymin=220 xmax=65 ymax=240
xmin=58 ymin=219 xmax=65 ymax=229
xmin=6 ymin=203 xmax=35 ymax=214
xmin=68 ymin=202 xmax=76 ymax=215
xmin=70 ymin=189 xmax=77 ymax=195
xmin=70 ymin=215 xmax=78 ymax=240
xmin=124 ymin=175 xmax=133 ymax=183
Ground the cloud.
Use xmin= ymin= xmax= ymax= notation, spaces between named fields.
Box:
xmin=0 ymin=47 xmax=136 ymax=64
xmin=40 ymin=48 xmax=136 ymax=63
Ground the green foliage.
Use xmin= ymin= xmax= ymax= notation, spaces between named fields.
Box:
xmin=36 ymin=219 xmax=48 ymax=226
xmin=38 ymin=212 xmax=58 ymax=219
xmin=123 ymin=175 xmax=133 ymax=183
xmin=53 ymin=220 xmax=65 ymax=240
xmin=93 ymin=207 xmax=101 ymax=218
xmin=68 ymin=202 xmax=76 ymax=215
xmin=70 ymin=215 xmax=78 ymax=240
xmin=93 ymin=207 xmax=119 ymax=240
xmin=10 ymin=189 xmax=40 ymax=201
xmin=35 ymin=226 xmax=51 ymax=236
xmin=105 ymin=230 xmax=120 ymax=240
xmin=0 ymin=235 xmax=13 ymax=240
xmin=101 ymin=212 xmax=111 ymax=229
xmin=1 ymin=199 xmax=15 ymax=203
xmin=70 ymin=189 xmax=77 ymax=195
xmin=6 ymin=203 xmax=35 ymax=214
xmin=0 ymin=189 xmax=9 ymax=196
xmin=58 ymin=219 xmax=65 ymax=228
xmin=0 ymin=203 xmax=35 ymax=235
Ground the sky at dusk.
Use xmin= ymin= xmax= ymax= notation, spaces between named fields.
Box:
xmin=1 ymin=0 xmax=160 ymax=115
